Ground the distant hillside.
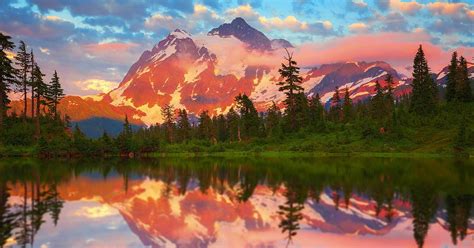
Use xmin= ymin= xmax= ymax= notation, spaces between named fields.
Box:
xmin=73 ymin=117 xmax=143 ymax=138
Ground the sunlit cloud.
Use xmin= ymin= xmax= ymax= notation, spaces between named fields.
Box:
xmin=348 ymin=22 xmax=368 ymax=33
xmin=40 ymin=47 xmax=50 ymax=55
xmin=389 ymin=0 xmax=423 ymax=14
xmin=75 ymin=79 xmax=118 ymax=94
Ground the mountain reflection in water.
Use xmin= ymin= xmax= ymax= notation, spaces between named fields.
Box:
xmin=0 ymin=157 xmax=473 ymax=248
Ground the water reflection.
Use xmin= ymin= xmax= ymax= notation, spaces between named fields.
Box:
xmin=0 ymin=158 xmax=473 ymax=247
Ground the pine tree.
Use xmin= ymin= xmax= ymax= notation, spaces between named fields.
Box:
xmin=0 ymin=33 xmax=16 ymax=128
xmin=30 ymin=50 xmax=35 ymax=118
xmin=161 ymin=104 xmax=175 ymax=143
xmin=176 ymin=109 xmax=191 ymax=142
xmin=226 ymin=107 xmax=240 ymax=142
xmin=32 ymin=64 xmax=46 ymax=138
xmin=308 ymin=93 xmax=324 ymax=129
xmin=277 ymin=49 xmax=304 ymax=131
xmin=446 ymin=51 xmax=458 ymax=102
xmin=266 ymin=102 xmax=281 ymax=137
xmin=455 ymin=56 xmax=472 ymax=102
xmin=371 ymin=81 xmax=385 ymax=120
xmin=410 ymin=45 xmax=438 ymax=115
xmin=215 ymin=114 xmax=228 ymax=142
xmin=198 ymin=110 xmax=213 ymax=141
xmin=330 ymin=87 xmax=341 ymax=121
xmin=46 ymin=70 xmax=64 ymax=118
xmin=14 ymin=41 xmax=30 ymax=119
xmin=342 ymin=87 xmax=353 ymax=122
xmin=235 ymin=93 xmax=260 ymax=139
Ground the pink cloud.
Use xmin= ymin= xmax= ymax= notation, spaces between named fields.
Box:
xmin=295 ymin=31 xmax=474 ymax=75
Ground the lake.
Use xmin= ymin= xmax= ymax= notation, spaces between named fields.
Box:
xmin=0 ymin=157 xmax=473 ymax=248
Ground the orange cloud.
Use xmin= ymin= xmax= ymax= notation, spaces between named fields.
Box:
xmin=295 ymin=31 xmax=474 ymax=75
xmin=75 ymin=79 xmax=118 ymax=93
xmin=390 ymin=0 xmax=422 ymax=14
xmin=348 ymin=22 xmax=368 ymax=33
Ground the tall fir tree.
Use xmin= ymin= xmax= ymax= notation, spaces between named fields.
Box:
xmin=277 ymin=49 xmax=304 ymax=131
xmin=14 ymin=41 xmax=30 ymax=119
xmin=308 ymin=93 xmax=324 ymax=129
xmin=32 ymin=64 xmax=46 ymax=138
xmin=0 ymin=33 xmax=16 ymax=128
xmin=226 ymin=107 xmax=240 ymax=142
xmin=330 ymin=87 xmax=341 ymax=122
xmin=265 ymin=102 xmax=281 ymax=137
xmin=235 ymin=93 xmax=260 ymax=139
xmin=342 ymin=87 xmax=353 ymax=123
xmin=176 ymin=109 xmax=191 ymax=142
xmin=455 ymin=56 xmax=472 ymax=102
xmin=30 ymin=50 xmax=35 ymax=118
xmin=198 ymin=110 xmax=213 ymax=141
xmin=161 ymin=104 xmax=175 ymax=143
xmin=410 ymin=45 xmax=438 ymax=115
xmin=46 ymin=71 xmax=64 ymax=118
xmin=445 ymin=51 xmax=458 ymax=102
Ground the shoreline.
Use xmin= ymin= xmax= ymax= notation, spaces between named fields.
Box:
xmin=1 ymin=150 xmax=472 ymax=159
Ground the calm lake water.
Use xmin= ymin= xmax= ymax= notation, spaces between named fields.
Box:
xmin=0 ymin=157 xmax=473 ymax=248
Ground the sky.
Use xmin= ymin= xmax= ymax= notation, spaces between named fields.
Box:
xmin=0 ymin=0 xmax=473 ymax=96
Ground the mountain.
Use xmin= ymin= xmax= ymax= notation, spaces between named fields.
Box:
xmin=73 ymin=117 xmax=143 ymax=138
xmin=208 ymin=17 xmax=272 ymax=51
xmin=7 ymin=17 xmax=474 ymax=131
xmin=271 ymin=38 xmax=294 ymax=49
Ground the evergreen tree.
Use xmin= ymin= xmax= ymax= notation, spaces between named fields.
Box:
xmin=14 ymin=41 xmax=30 ymax=119
xmin=342 ymin=87 xmax=353 ymax=122
xmin=215 ymin=114 xmax=228 ymax=142
xmin=161 ymin=104 xmax=175 ymax=143
xmin=277 ymin=49 xmax=304 ymax=131
xmin=30 ymin=50 xmax=35 ymax=118
xmin=455 ymin=56 xmax=472 ymax=102
xmin=410 ymin=45 xmax=438 ymax=115
xmin=265 ymin=102 xmax=281 ymax=137
xmin=308 ymin=93 xmax=324 ymax=129
xmin=32 ymin=64 xmax=46 ymax=138
xmin=0 ymin=33 xmax=16 ymax=128
xmin=226 ymin=107 xmax=240 ymax=142
xmin=235 ymin=93 xmax=260 ymax=139
xmin=446 ymin=51 xmax=458 ymax=102
xmin=330 ymin=87 xmax=341 ymax=121
xmin=46 ymin=71 xmax=64 ymax=118
xmin=116 ymin=115 xmax=132 ymax=153
xmin=294 ymin=92 xmax=309 ymax=129
xmin=371 ymin=81 xmax=385 ymax=121
xmin=176 ymin=109 xmax=191 ymax=142
xmin=198 ymin=110 xmax=213 ymax=141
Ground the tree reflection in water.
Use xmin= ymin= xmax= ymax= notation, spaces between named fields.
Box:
xmin=0 ymin=157 xmax=472 ymax=247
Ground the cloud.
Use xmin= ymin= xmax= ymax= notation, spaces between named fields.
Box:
xmin=348 ymin=22 xmax=368 ymax=33
xmin=426 ymin=2 xmax=474 ymax=21
xmin=295 ymin=31 xmax=474 ymax=75
xmin=225 ymin=4 xmax=260 ymax=21
xmin=39 ymin=47 xmax=50 ymax=55
xmin=75 ymin=79 xmax=118 ymax=94
xmin=258 ymin=16 xmax=308 ymax=31
xmin=389 ymin=0 xmax=422 ymax=14
xmin=226 ymin=4 xmax=335 ymax=36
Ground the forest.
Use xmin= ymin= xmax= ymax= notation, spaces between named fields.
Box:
xmin=1 ymin=32 xmax=473 ymax=158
